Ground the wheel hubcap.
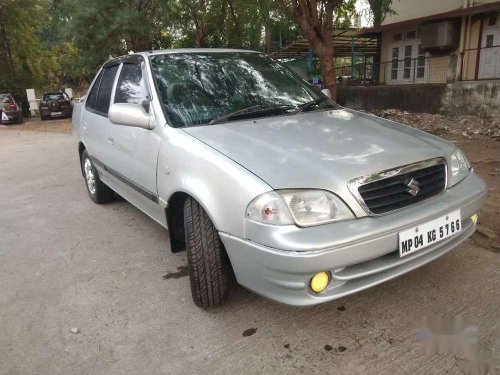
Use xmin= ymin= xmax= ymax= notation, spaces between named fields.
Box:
xmin=84 ymin=158 xmax=96 ymax=195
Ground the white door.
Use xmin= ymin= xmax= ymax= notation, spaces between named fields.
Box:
xmin=387 ymin=29 xmax=428 ymax=84
xmin=479 ymin=15 xmax=500 ymax=79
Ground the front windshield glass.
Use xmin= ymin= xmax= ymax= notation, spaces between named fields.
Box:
xmin=150 ymin=52 xmax=336 ymax=127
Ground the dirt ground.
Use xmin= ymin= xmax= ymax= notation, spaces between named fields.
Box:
xmin=0 ymin=116 xmax=499 ymax=374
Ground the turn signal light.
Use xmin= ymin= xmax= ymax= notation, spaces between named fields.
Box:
xmin=310 ymin=272 xmax=330 ymax=293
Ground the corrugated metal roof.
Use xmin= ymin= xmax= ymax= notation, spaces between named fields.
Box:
xmin=269 ymin=29 xmax=379 ymax=59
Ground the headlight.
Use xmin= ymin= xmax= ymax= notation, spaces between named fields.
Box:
xmin=449 ymin=149 xmax=470 ymax=187
xmin=246 ymin=189 xmax=354 ymax=227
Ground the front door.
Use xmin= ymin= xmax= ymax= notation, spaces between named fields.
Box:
xmin=105 ymin=56 xmax=163 ymax=222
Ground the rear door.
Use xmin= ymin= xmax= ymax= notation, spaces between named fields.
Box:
xmin=80 ymin=62 xmax=120 ymax=171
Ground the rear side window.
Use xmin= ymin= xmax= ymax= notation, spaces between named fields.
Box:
xmin=86 ymin=70 xmax=103 ymax=110
xmin=115 ymin=62 xmax=149 ymax=104
xmin=1 ymin=94 xmax=13 ymax=103
xmin=95 ymin=65 xmax=119 ymax=114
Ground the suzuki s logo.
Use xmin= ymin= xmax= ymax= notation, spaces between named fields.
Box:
xmin=406 ymin=178 xmax=420 ymax=197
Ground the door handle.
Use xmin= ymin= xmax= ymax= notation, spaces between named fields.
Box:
xmin=107 ymin=135 xmax=114 ymax=145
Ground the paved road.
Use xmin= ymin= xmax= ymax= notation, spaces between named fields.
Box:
xmin=1 ymin=120 xmax=499 ymax=374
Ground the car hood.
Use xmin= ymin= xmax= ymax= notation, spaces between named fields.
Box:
xmin=183 ymin=109 xmax=454 ymax=194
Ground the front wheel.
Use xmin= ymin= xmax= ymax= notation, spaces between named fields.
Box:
xmin=184 ymin=198 xmax=230 ymax=309
xmin=81 ymin=149 xmax=114 ymax=204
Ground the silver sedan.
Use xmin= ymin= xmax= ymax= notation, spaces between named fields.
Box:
xmin=72 ymin=49 xmax=486 ymax=308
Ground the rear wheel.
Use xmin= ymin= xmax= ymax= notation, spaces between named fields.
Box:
xmin=81 ymin=149 xmax=114 ymax=204
xmin=184 ymin=198 xmax=230 ymax=309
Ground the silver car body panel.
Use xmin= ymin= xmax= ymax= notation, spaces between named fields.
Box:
xmin=183 ymin=108 xmax=456 ymax=218
xmin=72 ymin=49 xmax=487 ymax=306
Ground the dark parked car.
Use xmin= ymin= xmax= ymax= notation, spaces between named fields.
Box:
xmin=0 ymin=93 xmax=23 ymax=124
xmin=39 ymin=92 xmax=73 ymax=120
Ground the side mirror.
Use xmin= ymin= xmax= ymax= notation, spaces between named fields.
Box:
xmin=108 ymin=103 xmax=154 ymax=129
xmin=321 ymin=88 xmax=331 ymax=98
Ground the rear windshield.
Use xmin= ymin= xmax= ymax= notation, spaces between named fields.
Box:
xmin=150 ymin=53 xmax=336 ymax=128
xmin=0 ymin=94 xmax=12 ymax=102
xmin=43 ymin=93 xmax=67 ymax=101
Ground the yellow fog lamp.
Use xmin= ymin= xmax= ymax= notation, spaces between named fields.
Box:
xmin=310 ymin=272 xmax=330 ymax=293
xmin=471 ymin=213 xmax=478 ymax=224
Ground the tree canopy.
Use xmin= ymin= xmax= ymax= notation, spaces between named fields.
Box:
xmin=0 ymin=0 xmax=391 ymax=102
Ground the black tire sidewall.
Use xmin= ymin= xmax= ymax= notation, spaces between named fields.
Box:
xmin=184 ymin=198 xmax=230 ymax=309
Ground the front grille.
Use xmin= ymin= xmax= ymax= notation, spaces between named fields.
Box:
xmin=358 ymin=162 xmax=446 ymax=214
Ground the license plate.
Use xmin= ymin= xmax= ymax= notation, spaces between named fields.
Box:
xmin=399 ymin=210 xmax=461 ymax=257
xmin=51 ymin=112 xmax=62 ymax=116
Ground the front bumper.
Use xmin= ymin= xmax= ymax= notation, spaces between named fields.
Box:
xmin=220 ymin=172 xmax=486 ymax=306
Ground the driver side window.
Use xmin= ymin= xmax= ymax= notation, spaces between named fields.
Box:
xmin=115 ymin=62 xmax=149 ymax=105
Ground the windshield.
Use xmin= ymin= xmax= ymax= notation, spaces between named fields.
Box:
xmin=150 ymin=53 xmax=336 ymax=128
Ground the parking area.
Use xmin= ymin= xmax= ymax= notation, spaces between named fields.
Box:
xmin=1 ymin=118 xmax=499 ymax=374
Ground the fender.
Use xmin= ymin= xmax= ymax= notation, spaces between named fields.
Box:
xmin=157 ymin=127 xmax=272 ymax=239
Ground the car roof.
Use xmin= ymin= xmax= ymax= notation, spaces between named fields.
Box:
xmin=145 ymin=48 xmax=259 ymax=56
xmin=104 ymin=48 xmax=260 ymax=65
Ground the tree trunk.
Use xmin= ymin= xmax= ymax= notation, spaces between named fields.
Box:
xmin=278 ymin=0 xmax=340 ymax=101
xmin=264 ymin=25 xmax=272 ymax=54
xmin=0 ymin=21 xmax=14 ymax=78
xmin=318 ymin=46 xmax=336 ymax=100
xmin=227 ymin=0 xmax=242 ymax=47
xmin=193 ymin=0 xmax=207 ymax=47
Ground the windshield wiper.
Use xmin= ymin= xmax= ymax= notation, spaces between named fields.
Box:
xmin=291 ymin=97 xmax=329 ymax=115
xmin=209 ymin=104 xmax=295 ymax=125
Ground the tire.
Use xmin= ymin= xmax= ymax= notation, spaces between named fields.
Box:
xmin=81 ymin=149 xmax=114 ymax=204
xmin=184 ymin=197 xmax=230 ymax=309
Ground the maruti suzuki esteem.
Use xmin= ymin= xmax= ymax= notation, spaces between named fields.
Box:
xmin=72 ymin=49 xmax=486 ymax=308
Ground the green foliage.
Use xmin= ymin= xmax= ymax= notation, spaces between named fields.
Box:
xmin=0 ymin=0 xmax=379 ymax=98
xmin=367 ymin=0 xmax=394 ymax=26
xmin=169 ymin=0 xmax=299 ymax=51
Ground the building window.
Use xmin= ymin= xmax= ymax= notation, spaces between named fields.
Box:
xmin=391 ymin=47 xmax=399 ymax=79
xmin=488 ymin=17 xmax=497 ymax=26
xmin=393 ymin=33 xmax=403 ymax=41
xmin=406 ymin=31 xmax=416 ymax=40
xmin=417 ymin=45 xmax=426 ymax=79
xmin=404 ymin=45 xmax=412 ymax=79
xmin=486 ymin=34 xmax=494 ymax=48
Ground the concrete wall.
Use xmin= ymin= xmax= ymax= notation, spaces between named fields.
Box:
xmin=337 ymin=84 xmax=447 ymax=113
xmin=441 ymin=80 xmax=500 ymax=116
xmin=337 ymin=80 xmax=500 ymax=117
